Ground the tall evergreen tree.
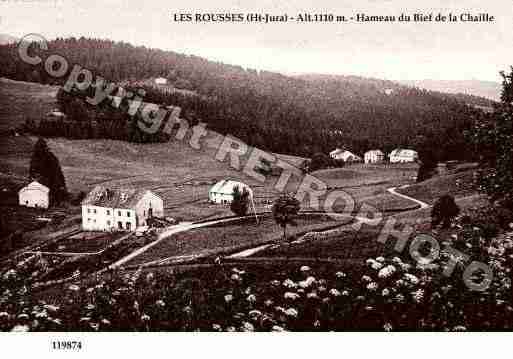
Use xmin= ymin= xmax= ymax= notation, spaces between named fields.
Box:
xmin=29 ymin=138 xmax=68 ymax=205
xmin=230 ymin=186 xmax=250 ymax=217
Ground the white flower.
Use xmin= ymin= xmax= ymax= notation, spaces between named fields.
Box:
xmin=404 ymin=273 xmax=420 ymax=285
xmin=284 ymin=292 xmax=300 ymax=300
xmin=285 ymin=308 xmax=298 ymax=318
xmin=452 ymin=325 xmax=467 ymax=331
xmin=383 ymin=322 xmax=393 ymax=331
xmin=342 ymin=290 xmax=349 ymax=296
xmin=248 ymin=310 xmax=262 ymax=319
xmin=411 ymin=289 xmax=424 ymax=303
xmin=90 ymin=322 xmax=100 ymax=331
xmin=392 ymin=257 xmax=402 ymax=264
xmin=0 ymin=312 xmax=9 ymax=318
xmin=300 ymin=265 xmax=311 ymax=272
xmin=270 ymin=280 xmax=280 ymax=286
xmin=212 ymin=324 xmax=222 ymax=331
xmin=299 ymin=276 xmax=316 ymax=288
xmin=230 ymin=273 xmax=241 ymax=281
xmin=155 ymin=300 xmax=165 ymax=307
xmin=307 ymin=291 xmax=319 ymax=299
xmin=264 ymin=299 xmax=274 ymax=307
xmin=101 ymin=319 xmax=111 ymax=325
xmin=141 ymin=314 xmax=150 ymax=321
xmin=68 ymin=284 xmax=80 ymax=291
xmin=362 ymin=275 xmax=372 ymax=282
xmin=224 ymin=294 xmax=234 ymax=303
xmin=226 ymin=326 xmax=236 ymax=332
xmin=10 ymin=325 xmax=29 ymax=332
xmin=376 ymin=256 xmax=385 ymax=263
xmin=17 ymin=313 xmax=29 ymax=320
xmin=246 ymin=294 xmax=256 ymax=303
xmin=282 ymin=279 xmax=297 ymax=288
xmin=371 ymin=262 xmax=383 ymax=270
xmin=86 ymin=303 xmax=95 ymax=310
xmin=366 ymin=282 xmax=378 ymax=291
xmin=378 ymin=265 xmax=396 ymax=278
xmin=272 ymin=325 xmax=286 ymax=332
xmin=329 ymin=288 xmax=341 ymax=297
xmin=241 ymin=322 xmax=255 ymax=332
xmin=382 ymin=288 xmax=390 ymax=296
xmin=335 ymin=271 xmax=346 ymax=278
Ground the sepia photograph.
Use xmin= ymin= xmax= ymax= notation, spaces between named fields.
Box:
xmin=0 ymin=0 xmax=512 ymax=354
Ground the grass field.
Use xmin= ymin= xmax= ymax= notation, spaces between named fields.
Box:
xmin=125 ymin=214 xmax=352 ymax=266
xmin=396 ymin=170 xmax=477 ymax=205
xmin=0 ymin=78 xmax=59 ymax=132
xmin=0 ymin=79 xmax=423 ymax=223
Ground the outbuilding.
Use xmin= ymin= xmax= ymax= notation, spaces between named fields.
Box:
xmin=208 ymin=180 xmax=253 ymax=204
xmin=364 ymin=150 xmax=385 ymax=164
xmin=18 ymin=181 xmax=50 ymax=209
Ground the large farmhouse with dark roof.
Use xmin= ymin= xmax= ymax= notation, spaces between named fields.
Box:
xmin=81 ymin=186 xmax=163 ymax=232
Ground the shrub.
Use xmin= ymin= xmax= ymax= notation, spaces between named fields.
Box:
xmin=431 ymin=195 xmax=460 ymax=228
xmin=230 ymin=186 xmax=250 ymax=216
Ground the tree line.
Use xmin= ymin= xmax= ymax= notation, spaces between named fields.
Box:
xmin=0 ymin=37 xmax=494 ymax=161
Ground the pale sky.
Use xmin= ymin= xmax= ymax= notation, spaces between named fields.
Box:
xmin=0 ymin=0 xmax=511 ymax=82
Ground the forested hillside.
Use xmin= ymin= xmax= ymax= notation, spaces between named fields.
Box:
xmin=0 ymin=37 xmax=492 ymax=160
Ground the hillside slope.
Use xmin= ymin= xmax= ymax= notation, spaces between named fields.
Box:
xmin=0 ymin=37 xmax=488 ymax=160
xmin=400 ymin=79 xmax=501 ymax=102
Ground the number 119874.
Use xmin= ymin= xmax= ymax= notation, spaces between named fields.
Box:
xmin=52 ymin=341 xmax=83 ymax=350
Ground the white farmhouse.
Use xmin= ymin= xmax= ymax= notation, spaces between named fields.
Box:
xmin=18 ymin=181 xmax=49 ymax=209
xmin=329 ymin=148 xmax=362 ymax=163
xmin=364 ymin=149 xmax=385 ymax=164
xmin=155 ymin=77 xmax=168 ymax=85
xmin=209 ymin=180 xmax=253 ymax=204
xmin=389 ymin=149 xmax=419 ymax=163
xmin=81 ymin=186 xmax=164 ymax=232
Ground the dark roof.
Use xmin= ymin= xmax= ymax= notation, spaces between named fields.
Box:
xmin=81 ymin=185 xmax=150 ymax=209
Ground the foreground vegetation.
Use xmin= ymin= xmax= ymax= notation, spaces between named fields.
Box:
xmin=0 ymin=202 xmax=512 ymax=331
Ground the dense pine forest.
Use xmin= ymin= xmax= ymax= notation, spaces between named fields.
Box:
xmin=0 ymin=37 xmax=496 ymax=160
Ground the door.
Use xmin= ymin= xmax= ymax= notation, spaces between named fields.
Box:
xmin=126 ymin=222 xmax=131 ymax=231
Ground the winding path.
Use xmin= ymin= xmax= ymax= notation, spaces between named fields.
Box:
xmin=387 ymin=185 xmax=430 ymax=209
xmin=109 ymin=185 xmax=430 ymax=268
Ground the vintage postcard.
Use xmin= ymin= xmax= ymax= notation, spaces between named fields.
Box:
xmin=0 ymin=0 xmax=512 ymax=356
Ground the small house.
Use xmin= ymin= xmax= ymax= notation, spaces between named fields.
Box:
xmin=364 ymin=150 xmax=385 ymax=164
xmin=155 ymin=77 xmax=168 ymax=85
xmin=209 ymin=180 xmax=253 ymax=205
xmin=389 ymin=149 xmax=418 ymax=163
xmin=18 ymin=181 xmax=49 ymax=209
xmin=330 ymin=149 xmax=362 ymax=163
xmin=81 ymin=186 xmax=164 ymax=232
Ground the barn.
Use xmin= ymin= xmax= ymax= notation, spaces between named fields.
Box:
xmin=389 ymin=149 xmax=419 ymax=163
xmin=364 ymin=150 xmax=385 ymax=164
xmin=209 ymin=180 xmax=253 ymax=204
xmin=330 ymin=148 xmax=362 ymax=163
xmin=18 ymin=181 xmax=50 ymax=209
xmin=81 ymin=186 xmax=164 ymax=232
xmin=155 ymin=77 xmax=168 ymax=85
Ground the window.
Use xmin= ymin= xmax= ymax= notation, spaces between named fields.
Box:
xmin=118 ymin=211 xmax=121 ymax=216
xmin=106 ymin=210 xmax=110 ymax=215
xmin=88 ymin=218 xmax=91 ymax=222
xmin=126 ymin=222 xmax=131 ymax=230
xmin=118 ymin=221 xmax=123 ymax=229
xmin=93 ymin=209 xmax=97 ymax=214
xmin=87 ymin=208 xmax=91 ymax=213
xmin=127 ymin=211 xmax=130 ymax=217
xmin=107 ymin=220 xmax=111 ymax=226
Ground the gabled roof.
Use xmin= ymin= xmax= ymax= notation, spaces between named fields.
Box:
xmin=365 ymin=149 xmax=385 ymax=155
xmin=19 ymin=181 xmax=50 ymax=193
xmin=329 ymin=148 xmax=344 ymax=156
xmin=390 ymin=148 xmax=418 ymax=157
xmin=82 ymin=186 xmax=157 ymax=209
xmin=209 ymin=180 xmax=252 ymax=196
